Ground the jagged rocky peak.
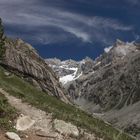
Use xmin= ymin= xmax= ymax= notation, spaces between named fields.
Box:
xmin=1 ymin=37 xmax=69 ymax=103
xmin=84 ymin=56 xmax=94 ymax=62
xmin=114 ymin=39 xmax=126 ymax=46
xmin=80 ymin=57 xmax=95 ymax=74
xmin=105 ymin=39 xmax=138 ymax=55
xmin=112 ymin=39 xmax=138 ymax=56
xmin=46 ymin=58 xmax=62 ymax=65
xmin=94 ymin=40 xmax=139 ymax=70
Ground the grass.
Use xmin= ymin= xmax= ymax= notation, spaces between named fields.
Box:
xmin=0 ymin=92 xmax=17 ymax=131
xmin=0 ymin=66 xmax=135 ymax=140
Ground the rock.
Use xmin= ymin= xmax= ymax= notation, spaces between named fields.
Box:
xmin=48 ymin=40 xmax=140 ymax=138
xmin=35 ymin=130 xmax=57 ymax=138
xmin=16 ymin=115 xmax=35 ymax=131
xmin=136 ymin=134 xmax=140 ymax=140
xmin=4 ymin=71 xmax=10 ymax=76
xmin=82 ymin=131 xmax=103 ymax=140
xmin=5 ymin=132 xmax=21 ymax=140
xmin=53 ymin=119 xmax=79 ymax=137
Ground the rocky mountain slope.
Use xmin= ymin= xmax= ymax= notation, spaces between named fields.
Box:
xmin=0 ymin=37 xmax=69 ymax=103
xmin=47 ymin=40 xmax=140 ymax=138
xmin=0 ymin=65 xmax=134 ymax=140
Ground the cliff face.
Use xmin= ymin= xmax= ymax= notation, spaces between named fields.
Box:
xmin=69 ymin=40 xmax=140 ymax=111
xmin=46 ymin=40 xmax=140 ymax=109
xmin=67 ymin=40 xmax=140 ymax=137
xmin=0 ymin=38 xmax=69 ymax=103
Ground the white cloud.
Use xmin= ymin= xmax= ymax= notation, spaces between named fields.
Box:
xmin=88 ymin=17 xmax=132 ymax=31
xmin=126 ymin=0 xmax=139 ymax=5
xmin=0 ymin=0 xmax=134 ymax=44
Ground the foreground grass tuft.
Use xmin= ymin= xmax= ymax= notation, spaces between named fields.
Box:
xmin=0 ymin=66 xmax=135 ymax=140
xmin=0 ymin=92 xmax=17 ymax=131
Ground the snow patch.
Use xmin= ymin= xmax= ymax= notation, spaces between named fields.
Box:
xmin=59 ymin=67 xmax=82 ymax=85
xmin=103 ymin=62 xmax=111 ymax=68
xmin=104 ymin=46 xmax=113 ymax=53
xmin=60 ymin=65 xmax=77 ymax=71
xmin=95 ymin=61 xmax=101 ymax=66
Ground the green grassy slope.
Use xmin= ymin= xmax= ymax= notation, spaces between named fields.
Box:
xmin=0 ymin=66 xmax=135 ymax=140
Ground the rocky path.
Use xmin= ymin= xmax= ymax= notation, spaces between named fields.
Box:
xmin=0 ymin=88 xmax=100 ymax=140
xmin=0 ymin=88 xmax=74 ymax=140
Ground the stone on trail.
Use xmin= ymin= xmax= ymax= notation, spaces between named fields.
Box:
xmin=16 ymin=115 xmax=35 ymax=131
xmin=53 ymin=119 xmax=79 ymax=137
xmin=5 ymin=132 xmax=21 ymax=140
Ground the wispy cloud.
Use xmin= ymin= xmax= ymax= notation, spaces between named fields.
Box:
xmin=0 ymin=0 xmax=134 ymax=45
xmin=126 ymin=0 xmax=139 ymax=5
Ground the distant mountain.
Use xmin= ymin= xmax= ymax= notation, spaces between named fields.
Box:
xmin=45 ymin=57 xmax=95 ymax=86
xmin=47 ymin=40 xmax=140 ymax=138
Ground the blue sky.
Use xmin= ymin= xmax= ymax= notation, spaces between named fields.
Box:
xmin=0 ymin=0 xmax=140 ymax=60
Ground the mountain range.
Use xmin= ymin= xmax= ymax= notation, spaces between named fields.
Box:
xmin=46 ymin=40 xmax=140 ymax=138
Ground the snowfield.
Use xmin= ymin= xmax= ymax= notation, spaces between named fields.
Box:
xmin=59 ymin=67 xmax=82 ymax=85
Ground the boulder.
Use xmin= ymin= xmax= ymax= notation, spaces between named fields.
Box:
xmin=5 ymin=132 xmax=21 ymax=140
xmin=16 ymin=115 xmax=35 ymax=131
xmin=4 ymin=71 xmax=10 ymax=76
xmin=53 ymin=119 xmax=79 ymax=137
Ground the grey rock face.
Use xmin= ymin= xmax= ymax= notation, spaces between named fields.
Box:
xmin=69 ymin=41 xmax=140 ymax=137
xmin=67 ymin=41 xmax=140 ymax=109
xmin=1 ymin=38 xmax=69 ymax=103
